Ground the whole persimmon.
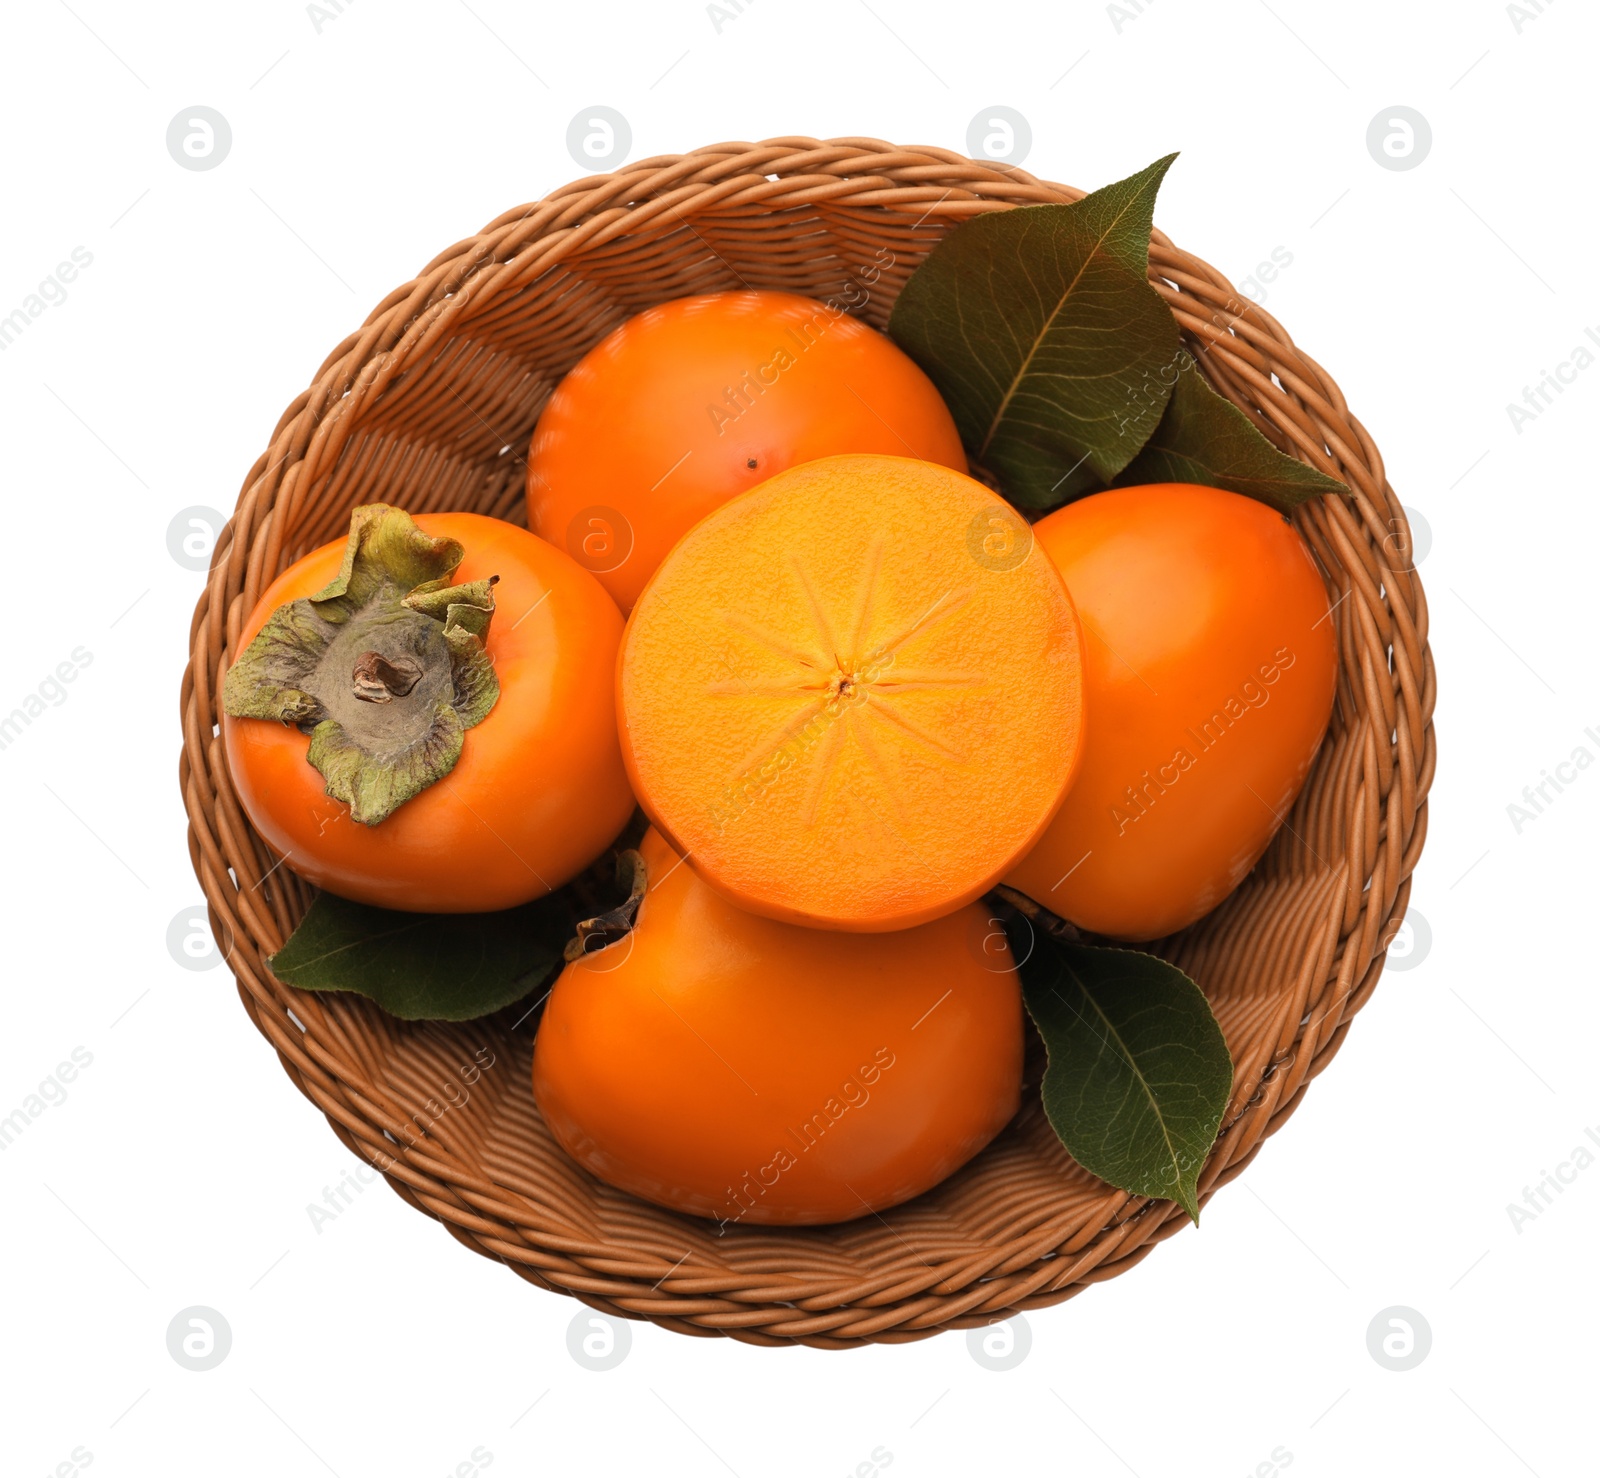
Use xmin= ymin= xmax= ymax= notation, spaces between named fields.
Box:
xmin=1005 ymin=483 xmax=1338 ymax=940
xmin=532 ymin=827 xmax=1023 ymax=1225
xmin=221 ymin=506 xmax=635 ymax=913
xmin=526 ymin=291 xmax=967 ymax=612
xmin=616 ymin=454 xmax=1087 ymax=932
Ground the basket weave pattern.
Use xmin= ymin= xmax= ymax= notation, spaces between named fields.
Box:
xmin=180 ymin=139 xmax=1435 ymax=1347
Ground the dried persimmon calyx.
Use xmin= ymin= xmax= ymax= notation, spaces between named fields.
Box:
xmin=221 ymin=503 xmax=499 ymax=826
xmin=564 ymin=849 xmax=648 ymax=963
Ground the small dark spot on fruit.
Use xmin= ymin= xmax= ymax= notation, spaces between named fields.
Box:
xmin=746 ymin=458 xmax=758 ymax=469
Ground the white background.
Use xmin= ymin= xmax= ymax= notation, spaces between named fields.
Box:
xmin=1 ymin=1 xmax=1594 ymax=1473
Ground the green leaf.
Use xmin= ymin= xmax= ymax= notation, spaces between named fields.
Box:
xmin=1018 ymin=936 xmax=1233 ymax=1222
xmin=268 ymin=892 xmax=572 ymax=1021
xmin=1113 ymin=350 xmax=1348 ymax=511
xmin=888 ymin=155 xmax=1182 ymax=508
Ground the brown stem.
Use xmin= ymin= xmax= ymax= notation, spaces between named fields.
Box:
xmin=988 ymin=884 xmax=1081 ymax=941
xmin=351 ymin=651 xmax=424 ymax=703
xmin=565 ymin=850 xmax=648 ymax=963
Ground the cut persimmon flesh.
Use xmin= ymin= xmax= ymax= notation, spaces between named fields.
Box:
xmin=617 ymin=453 xmax=1086 ymax=931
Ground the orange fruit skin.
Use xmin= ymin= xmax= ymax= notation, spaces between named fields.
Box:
xmin=526 ymin=291 xmax=967 ymax=613
xmin=221 ymin=513 xmax=636 ymax=913
xmin=532 ymin=828 xmax=1023 ymax=1225
xmin=1005 ymin=483 xmax=1338 ymax=941
xmin=616 ymin=454 xmax=1087 ymax=933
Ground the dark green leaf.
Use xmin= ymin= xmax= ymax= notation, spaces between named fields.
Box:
xmin=1019 ymin=936 xmax=1233 ymax=1222
xmin=888 ymin=155 xmax=1182 ymax=508
xmin=268 ymin=892 xmax=572 ymax=1021
xmin=1113 ymin=350 xmax=1348 ymax=511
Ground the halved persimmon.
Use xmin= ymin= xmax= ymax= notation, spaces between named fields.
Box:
xmin=616 ymin=454 xmax=1086 ymax=932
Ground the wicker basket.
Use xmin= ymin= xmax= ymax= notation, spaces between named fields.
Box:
xmin=180 ymin=138 xmax=1435 ymax=1348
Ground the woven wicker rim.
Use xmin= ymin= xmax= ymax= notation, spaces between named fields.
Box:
xmin=179 ymin=138 xmax=1435 ymax=1348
